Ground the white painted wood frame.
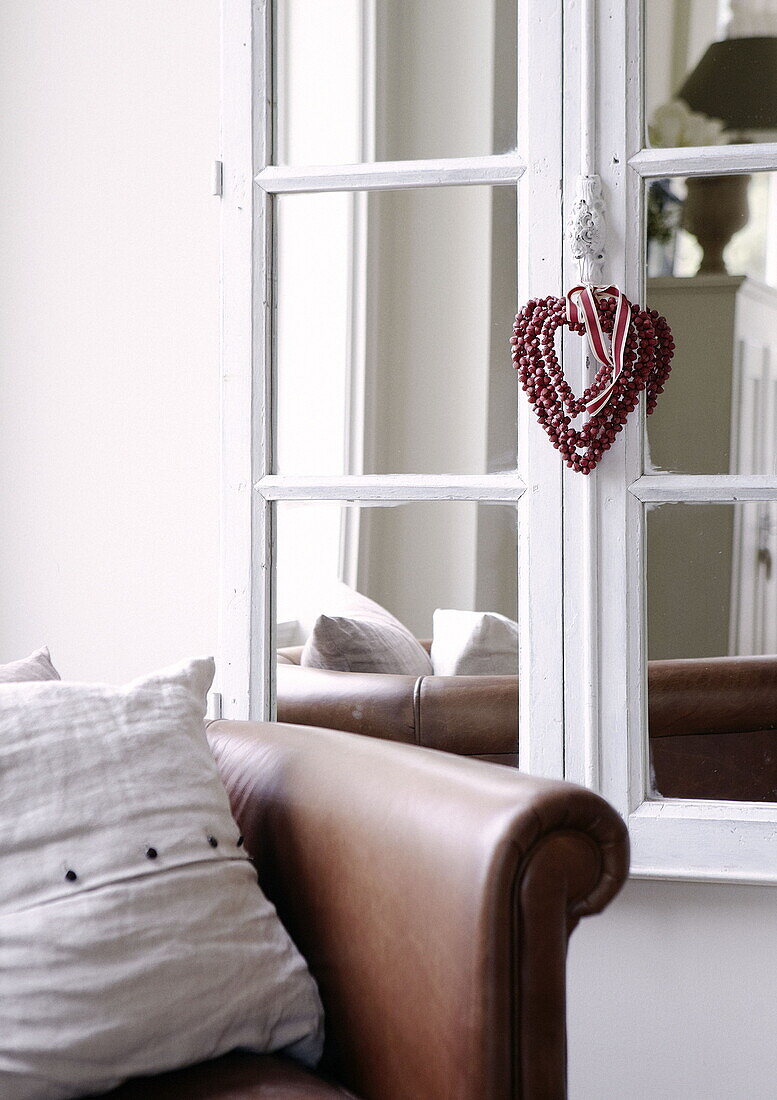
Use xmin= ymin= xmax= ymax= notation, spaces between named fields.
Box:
xmin=219 ymin=0 xmax=273 ymax=721
xmin=220 ymin=0 xmax=564 ymax=762
xmin=630 ymin=143 xmax=777 ymax=180
xmin=565 ymin=0 xmax=777 ymax=883
xmin=256 ymin=154 xmax=526 ymax=194
xmin=516 ymin=0 xmax=565 ymax=779
xmin=337 ymin=0 xmax=375 ymax=593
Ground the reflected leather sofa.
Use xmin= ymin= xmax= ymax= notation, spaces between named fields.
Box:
xmin=649 ymin=655 xmax=777 ymax=801
xmin=278 ymin=642 xmax=519 ymax=765
xmin=279 ymin=649 xmax=777 ymax=802
xmin=100 ymin=717 xmax=628 ymax=1099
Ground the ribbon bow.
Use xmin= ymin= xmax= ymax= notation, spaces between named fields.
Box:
xmin=566 ymin=284 xmax=633 ymax=416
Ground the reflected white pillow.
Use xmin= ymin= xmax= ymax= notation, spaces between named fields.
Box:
xmin=0 ymin=646 xmax=59 ymax=683
xmin=301 ymin=582 xmax=432 ymax=675
xmin=302 ymin=614 xmax=432 ymax=675
xmin=431 ymin=609 xmax=518 ymax=676
xmin=0 ymin=658 xmax=323 ymax=1100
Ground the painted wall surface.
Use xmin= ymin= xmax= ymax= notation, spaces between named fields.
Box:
xmin=0 ymin=1 xmax=221 ymax=683
xmin=568 ymin=879 xmax=777 ymax=1099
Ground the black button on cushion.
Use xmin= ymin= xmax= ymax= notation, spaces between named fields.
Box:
xmin=145 ymin=848 xmax=157 ymax=860
xmin=65 ymin=870 xmax=77 ymax=882
xmin=207 ymin=836 xmax=218 ymax=848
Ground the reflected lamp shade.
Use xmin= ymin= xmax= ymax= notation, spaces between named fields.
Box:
xmin=678 ymin=36 xmax=777 ymax=134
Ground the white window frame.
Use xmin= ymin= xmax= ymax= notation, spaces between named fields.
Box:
xmin=219 ymin=0 xmax=566 ymax=783
xmin=220 ymin=0 xmax=777 ymax=885
xmin=565 ymin=0 xmax=777 ymax=883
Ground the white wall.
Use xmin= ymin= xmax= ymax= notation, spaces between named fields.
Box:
xmin=0 ymin=0 xmax=221 ymax=683
xmin=569 ymin=879 xmax=777 ymax=1099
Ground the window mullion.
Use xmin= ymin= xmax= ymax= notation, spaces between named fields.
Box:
xmin=630 ymin=142 xmax=777 ymax=180
xmin=255 ymin=473 xmax=525 ymax=503
xmin=256 ymin=153 xmax=526 ymax=195
xmin=631 ymin=475 xmax=777 ymax=503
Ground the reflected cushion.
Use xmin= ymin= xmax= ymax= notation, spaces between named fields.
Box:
xmin=0 ymin=646 xmax=60 ymax=684
xmin=431 ymin=609 xmax=518 ymax=676
xmin=301 ymin=582 xmax=432 ymax=676
xmin=0 ymin=658 xmax=323 ymax=1100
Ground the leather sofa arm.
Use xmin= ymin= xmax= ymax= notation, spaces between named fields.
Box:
xmin=208 ymin=719 xmax=629 ymax=1099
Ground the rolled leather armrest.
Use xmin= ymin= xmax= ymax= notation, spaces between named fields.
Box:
xmin=208 ymin=719 xmax=629 ymax=1100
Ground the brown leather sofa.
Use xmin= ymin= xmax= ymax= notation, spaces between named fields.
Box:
xmin=100 ymin=717 xmax=629 ymax=1099
xmin=279 ymin=650 xmax=777 ymax=802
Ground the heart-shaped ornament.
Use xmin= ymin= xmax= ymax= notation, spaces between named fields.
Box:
xmin=511 ymin=286 xmax=674 ymax=473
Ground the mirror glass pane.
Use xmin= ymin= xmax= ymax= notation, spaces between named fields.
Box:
xmin=647 ymin=502 xmax=777 ymax=802
xmin=275 ymin=186 xmax=517 ymax=475
xmin=275 ymin=500 xmax=519 ymax=753
xmin=274 ymin=0 xmax=517 ymax=165
xmin=277 ymin=500 xmax=517 ymax=641
xmin=645 ymin=170 xmax=777 ymax=474
xmin=645 ymin=1 xmax=777 ymax=148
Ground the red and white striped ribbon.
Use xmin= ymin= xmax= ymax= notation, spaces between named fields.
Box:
xmin=566 ymin=284 xmax=633 ymax=416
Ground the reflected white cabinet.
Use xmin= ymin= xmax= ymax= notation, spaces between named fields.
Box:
xmin=648 ymin=275 xmax=777 ymax=656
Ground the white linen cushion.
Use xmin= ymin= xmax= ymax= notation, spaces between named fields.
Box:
xmin=430 ymin=609 xmax=519 ymax=676
xmin=301 ymin=582 xmax=432 ymax=675
xmin=0 ymin=658 xmax=323 ymax=1100
xmin=0 ymin=647 xmax=59 ymax=683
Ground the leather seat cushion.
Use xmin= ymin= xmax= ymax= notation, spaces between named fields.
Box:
xmin=95 ymin=1052 xmax=355 ymax=1098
